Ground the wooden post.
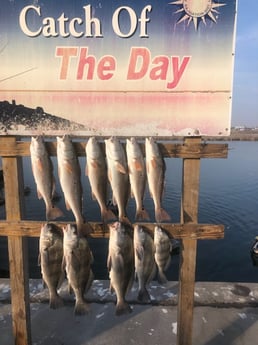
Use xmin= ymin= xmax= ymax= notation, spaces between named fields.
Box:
xmin=1 ymin=137 xmax=31 ymax=345
xmin=177 ymin=137 xmax=201 ymax=345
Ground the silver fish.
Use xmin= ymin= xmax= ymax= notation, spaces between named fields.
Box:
xmin=86 ymin=137 xmax=115 ymax=223
xmin=39 ymin=223 xmax=64 ymax=309
xmin=145 ymin=137 xmax=170 ymax=223
xmin=57 ymin=135 xmax=91 ymax=236
xmin=107 ymin=222 xmax=134 ymax=315
xmin=30 ymin=136 xmax=63 ymax=220
xmin=105 ymin=137 xmax=130 ymax=223
xmin=154 ymin=226 xmax=172 ymax=284
xmin=62 ymin=224 xmax=94 ymax=315
xmin=134 ymin=224 xmax=156 ymax=302
xmin=126 ymin=138 xmax=149 ymax=221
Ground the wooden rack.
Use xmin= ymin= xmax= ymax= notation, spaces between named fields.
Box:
xmin=0 ymin=136 xmax=227 ymax=345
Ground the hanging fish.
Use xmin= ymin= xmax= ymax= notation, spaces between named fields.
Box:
xmin=105 ymin=137 xmax=130 ymax=223
xmin=126 ymin=137 xmax=149 ymax=221
xmin=30 ymin=136 xmax=63 ymax=220
xmin=62 ymin=224 xmax=94 ymax=315
xmin=145 ymin=137 xmax=170 ymax=223
xmin=56 ymin=135 xmax=91 ymax=236
xmin=154 ymin=226 xmax=172 ymax=284
xmin=134 ymin=224 xmax=156 ymax=302
xmin=38 ymin=223 xmax=64 ymax=309
xmin=107 ymin=222 xmax=134 ymax=315
xmin=85 ymin=137 xmax=115 ymax=223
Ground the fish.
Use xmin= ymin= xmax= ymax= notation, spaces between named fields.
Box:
xmin=126 ymin=138 xmax=149 ymax=221
xmin=105 ymin=137 xmax=130 ymax=223
xmin=56 ymin=135 xmax=91 ymax=236
xmin=85 ymin=137 xmax=115 ymax=223
xmin=145 ymin=137 xmax=171 ymax=223
xmin=107 ymin=221 xmax=134 ymax=315
xmin=62 ymin=223 xmax=94 ymax=315
xmin=30 ymin=136 xmax=63 ymax=220
xmin=133 ymin=224 xmax=156 ymax=302
xmin=38 ymin=223 xmax=65 ymax=309
xmin=154 ymin=226 xmax=172 ymax=284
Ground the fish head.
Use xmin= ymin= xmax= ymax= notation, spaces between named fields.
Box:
xmin=126 ymin=137 xmax=141 ymax=159
xmin=133 ymin=224 xmax=146 ymax=245
xmin=62 ymin=224 xmax=78 ymax=247
xmin=30 ymin=136 xmax=45 ymax=156
xmin=40 ymin=223 xmax=57 ymax=249
xmin=109 ymin=221 xmax=128 ymax=246
xmin=105 ymin=137 xmax=122 ymax=161
xmin=86 ymin=137 xmax=101 ymax=159
xmin=57 ymin=135 xmax=74 ymax=158
xmin=145 ymin=137 xmax=159 ymax=157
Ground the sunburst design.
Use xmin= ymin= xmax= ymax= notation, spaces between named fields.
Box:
xmin=169 ymin=0 xmax=226 ymax=30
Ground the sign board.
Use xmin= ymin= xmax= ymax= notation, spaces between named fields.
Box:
xmin=0 ymin=0 xmax=237 ymax=136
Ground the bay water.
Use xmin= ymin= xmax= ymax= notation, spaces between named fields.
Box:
xmin=0 ymin=140 xmax=258 ymax=282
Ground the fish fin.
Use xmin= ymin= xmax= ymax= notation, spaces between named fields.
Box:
xmin=74 ymin=301 xmax=90 ymax=315
xmin=46 ymin=205 xmax=64 ymax=221
xmin=157 ymin=268 xmax=168 ymax=285
xmin=65 ymin=199 xmax=71 ymax=211
xmin=155 ymin=208 xmax=171 ymax=223
xmin=37 ymin=189 xmax=43 ymax=200
xmin=151 ymin=158 xmax=157 ymax=169
xmin=115 ymin=162 xmax=127 ymax=174
xmin=107 ymin=255 xmax=112 ymax=271
xmin=136 ymin=208 xmax=150 ymax=222
xmin=37 ymin=253 xmax=41 ymax=266
xmin=101 ymin=208 xmax=116 ymax=223
xmin=135 ymin=245 xmax=144 ymax=261
xmin=133 ymin=158 xmax=144 ymax=171
xmin=63 ymin=161 xmax=74 ymax=174
xmin=68 ymin=283 xmax=73 ymax=295
xmin=49 ymin=294 xmax=64 ymax=310
xmin=115 ymin=301 xmax=132 ymax=316
xmin=137 ymin=288 xmax=151 ymax=303
xmin=34 ymin=158 xmax=44 ymax=172
xmin=61 ymin=256 xmax=66 ymax=272
xmin=164 ymin=256 xmax=172 ymax=272
xmin=77 ymin=222 xmax=92 ymax=237
xmin=119 ymin=216 xmax=131 ymax=225
xmin=90 ymin=160 xmax=100 ymax=169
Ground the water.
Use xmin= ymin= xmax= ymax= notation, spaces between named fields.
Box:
xmin=0 ymin=141 xmax=258 ymax=282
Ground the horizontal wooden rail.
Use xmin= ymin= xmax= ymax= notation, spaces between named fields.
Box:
xmin=0 ymin=139 xmax=228 ymax=159
xmin=0 ymin=221 xmax=224 ymax=240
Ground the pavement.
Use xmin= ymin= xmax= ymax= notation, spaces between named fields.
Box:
xmin=1 ymin=279 xmax=258 ymax=345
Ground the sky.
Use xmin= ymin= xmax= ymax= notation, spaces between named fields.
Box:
xmin=232 ymin=0 xmax=258 ymax=127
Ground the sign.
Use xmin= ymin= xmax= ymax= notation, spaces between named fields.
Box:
xmin=0 ymin=0 xmax=237 ymax=136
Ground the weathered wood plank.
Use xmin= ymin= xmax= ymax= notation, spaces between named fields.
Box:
xmin=0 ymin=221 xmax=224 ymax=239
xmin=177 ymin=137 xmax=201 ymax=345
xmin=0 ymin=139 xmax=228 ymax=159
xmin=1 ymin=137 xmax=32 ymax=345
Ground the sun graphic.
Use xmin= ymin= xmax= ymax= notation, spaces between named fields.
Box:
xmin=169 ymin=0 xmax=226 ymax=30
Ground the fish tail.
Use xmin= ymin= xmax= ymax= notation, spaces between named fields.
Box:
xmin=77 ymin=221 xmax=93 ymax=237
xmin=119 ymin=215 xmax=131 ymax=225
xmin=155 ymin=207 xmax=171 ymax=223
xmin=46 ymin=205 xmax=64 ymax=221
xmin=49 ymin=293 xmax=64 ymax=309
xmin=74 ymin=300 xmax=90 ymax=315
xmin=137 ymin=287 xmax=151 ymax=303
xmin=101 ymin=208 xmax=116 ymax=223
xmin=136 ymin=208 xmax=150 ymax=222
xmin=115 ymin=300 xmax=132 ymax=316
xmin=157 ymin=268 xmax=168 ymax=285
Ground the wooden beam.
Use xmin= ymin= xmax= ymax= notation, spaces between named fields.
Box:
xmin=0 ymin=220 xmax=224 ymax=239
xmin=177 ymin=137 xmax=201 ymax=345
xmin=0 ymin=140 xmax=228 ymax=159
xmin=1 ymin=137 xmax=32 ymax=345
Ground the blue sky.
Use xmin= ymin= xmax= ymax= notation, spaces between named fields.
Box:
xmin=232 ymin=0 xmax=258 ymax=127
